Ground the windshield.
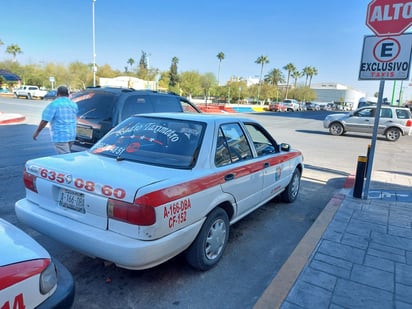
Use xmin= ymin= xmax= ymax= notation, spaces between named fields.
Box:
xmin=90 ymin=116 xmax=205 ymax=169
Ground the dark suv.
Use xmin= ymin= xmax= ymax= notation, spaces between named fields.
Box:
xmin=72 ymin=87 xmax=200 ymax=149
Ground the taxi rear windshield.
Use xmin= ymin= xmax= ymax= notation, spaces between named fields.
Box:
xmin=90 ymin=116 xmax=205 ymax=169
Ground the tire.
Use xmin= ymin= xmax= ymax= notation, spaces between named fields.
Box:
xmin=186 ymin=208 xmax=229 ymax=271
xmin=27 ymin=93 xmax=32 ymax=100
xmin=385 ymin=127 xmax=401 ymax=142
xmin=281 ymin=168 xmax=301 ymax=203
xmin=329 ymin=122 xmax=344 ymax=136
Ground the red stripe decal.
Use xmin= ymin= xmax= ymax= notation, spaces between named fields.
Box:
xmin=0 ymin=259 xmax=50 ymax=290
xmin=135 ymin=151 xmax=301 ymax=207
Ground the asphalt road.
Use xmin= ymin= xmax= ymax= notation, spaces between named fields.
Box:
xmin=1 ymin=98 xmax=411 ymax=308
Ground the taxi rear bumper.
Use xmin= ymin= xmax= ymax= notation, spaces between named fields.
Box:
xmin=16 ymin=198 xmax=204 ymax=270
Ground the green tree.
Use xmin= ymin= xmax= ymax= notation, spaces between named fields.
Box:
xmin=265 ymin=68 xmax=284 ymax=86
xmin=289 ymin=86 xmax=316 ymax=102
xmin=127 ymin=58 xmax=135 ymax=72
xmin=291 ymin=69 xmax=302 ymax=88
xmin=169 ymin=56 xmax=180 ymax=92
xmin=255 ymin=55 xmax=269 ymax=103
xmin=6 ymin=44 xmax=22 ymax=62
xmin=201 ymin=72 xmax=217 ymax=101
xmin=216 ymin=51 xmax=225 ymax=86
xmin=302 ymin=66 xmax=311 ymax=87
xmin=283 ymin=63 xmax=296 ymax=99
xmin=180 ymin=71 xmax=201 ymax=98
xmin=137 ymin=51 xmax=148 ymax=80
xmin=307 ymin=66 xmax=318 ymax=87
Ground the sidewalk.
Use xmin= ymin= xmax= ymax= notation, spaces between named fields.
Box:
xmin=255 ymin=171 xmax=412 ymax=309
xmin=0 ymin=112 xmax=26 ymax=124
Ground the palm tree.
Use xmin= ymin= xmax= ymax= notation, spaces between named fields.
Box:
xmin=302 ymin=66 xmax=312 ymax=87
xmin=308 ymin=66 xmax=318 ymax=87
xmin=127 ymin=58 xmax=135 ymax=72
xmin=265 ymin=68 xmax=284 ymax=86
xmin=6 ymin=44 xmax=22 ymax=62
xmin=255 ymin=55 xmax=269 ymax=103
xmin=283 ymin=63 xmax=296 ymax=99
xmin=291 ymin=69 xmax=302 ymax=88
xmin=216 ymin=52 xmax=225 ymax=86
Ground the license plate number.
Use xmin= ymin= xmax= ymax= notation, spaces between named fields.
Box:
xmin=59 ymin=189 xmax=85 ymax=213
xmin=76 ymin=126 xmax=93 ymax=139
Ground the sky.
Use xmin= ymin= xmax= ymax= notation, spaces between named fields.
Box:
xmin=1 ymin=0 xmax=411 ymax=101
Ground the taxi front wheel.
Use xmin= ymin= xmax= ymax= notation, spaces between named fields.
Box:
xmin=281 ymin=168 xmax=301 ymax=203
xmin=186 ymin=208 xmax=229 ymax=271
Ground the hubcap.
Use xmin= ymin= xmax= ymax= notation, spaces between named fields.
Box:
xmin=205 ymin=219 xmax=226 ymax=260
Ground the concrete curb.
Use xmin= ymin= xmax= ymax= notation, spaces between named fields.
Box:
xmin=0 ymin=112 xmax=26 ymax=124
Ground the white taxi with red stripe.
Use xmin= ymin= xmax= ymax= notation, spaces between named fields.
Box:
xmin=0 ymin=218 xmax=74 ymax=308
xmin=16 ymin=113 xmax=303 ymax=271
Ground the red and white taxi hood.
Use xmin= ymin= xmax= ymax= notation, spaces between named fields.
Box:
xmin=0 ymin=218 xmax=50 ymax=266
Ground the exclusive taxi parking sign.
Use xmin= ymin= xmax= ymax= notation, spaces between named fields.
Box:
xmin=359 ymin=33 xmax=412 ymax=80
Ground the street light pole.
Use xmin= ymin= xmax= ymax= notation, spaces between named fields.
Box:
xmin=92 ymin=0 xmax=96 ymax=87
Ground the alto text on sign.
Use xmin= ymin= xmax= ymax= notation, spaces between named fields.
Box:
xmin=366 ymin=0 xmax=412 ymax=36
xmin=359 ymin=34 xmax=412 ymax=80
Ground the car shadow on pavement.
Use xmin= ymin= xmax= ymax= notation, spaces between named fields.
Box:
xmin=296 ymin=129 xmax=388 ymax=141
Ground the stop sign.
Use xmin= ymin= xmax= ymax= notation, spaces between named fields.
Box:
xmin=366 ymin=0 xmax=412 ymax=36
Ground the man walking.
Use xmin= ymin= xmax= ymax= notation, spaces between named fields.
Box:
xmin=33 ymin=85 xmax=78 ymax=154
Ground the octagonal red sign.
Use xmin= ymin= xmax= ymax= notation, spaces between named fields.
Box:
xmin=366 ymin=0 xmax=412 ymax=36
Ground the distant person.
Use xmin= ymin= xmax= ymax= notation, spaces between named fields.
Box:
xmin=33 ymin=85 xmax=78 ymax=154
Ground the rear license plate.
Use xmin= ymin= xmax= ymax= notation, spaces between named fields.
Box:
xmin=59 ymin=189 xmax=85 ymax=213
xmin=77 ymin=126 xmax=93 ymax=139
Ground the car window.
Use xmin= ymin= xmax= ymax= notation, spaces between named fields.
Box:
xmin=73 ymin=92 xmax=116 ymax=121
xmin=355 ymin=108 xmax=374 ymax=117
xmin=396 ymin=109 xmax=411 ymax=119
xmin=180 ymin=99 xmax=200 ymax=113
xmin=90 ymin=116 xmax=205 ymax=169
xmin=214 ymin=123 xmax=252 ymax=167
xmin=380 ymin=108 xmax=392 ymax=118
xmin=122 ymin=95 xmax=154 ymax=119
xmin=244 ymin=123 xmax=277 ymax=156
xmin=152 ymin=96 xmax=183 ymax=112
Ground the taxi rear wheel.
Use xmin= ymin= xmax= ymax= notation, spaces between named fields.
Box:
xmin=281 ymin=168 xmax=301 ymax=203
xmin=186 ymin=208 xmax=229 ymax=271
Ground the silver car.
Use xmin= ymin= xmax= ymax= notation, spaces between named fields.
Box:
xmin=323 ymin=106 xmax=412 ymax=141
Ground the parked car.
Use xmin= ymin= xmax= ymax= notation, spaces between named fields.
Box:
xmin=72 ymin=87 xmax=201 ymax=150
xmin=0 ymin=87 xmax=9 ymax=93
xmin=15 ymin=113 xmax=303 ymax=271
xmin=13 ymin=85 xmax=48 ymax=99
xmin=43 ymin=90 xmax=57 ymax=100
xmin=268 ymin=102 xmax=286 ymax=112
xmin=305 ymin=102 xmax=320 ymax=111
xmin=282 ymin=99 xmax=300 ymax=112
xmin=323 ymin=106 xmax=412 ymax=141
xmin=0 ymin=218 xmax=74 ymax=308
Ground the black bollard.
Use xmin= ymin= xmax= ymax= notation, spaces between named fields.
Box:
xmin=365 ymin=144 xmax=371 ymax=177
xmin=353 ymin=156 xmax=367 ymax=199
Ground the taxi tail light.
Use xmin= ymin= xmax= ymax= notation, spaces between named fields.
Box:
xmin=107 ymin=199 xmax=155 ymax=226
xmin=23 ymin=171 xmax=38 ymax=193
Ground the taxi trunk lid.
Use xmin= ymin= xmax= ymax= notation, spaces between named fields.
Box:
xmin=24 ymin=152 xmax=170 ymax=231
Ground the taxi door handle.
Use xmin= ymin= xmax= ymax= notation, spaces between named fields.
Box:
xmin=264 ymin=162 xmax=270 ymax=168
xmin=224 ymin=174 xmax=235 ymax=181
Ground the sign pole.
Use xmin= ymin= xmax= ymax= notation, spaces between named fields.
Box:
xmin=363 ymin=79 xmax=385 ymax=199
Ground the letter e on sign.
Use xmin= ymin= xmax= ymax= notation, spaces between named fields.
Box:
xmin=373 ymin=37 xmax=400 ymax=62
